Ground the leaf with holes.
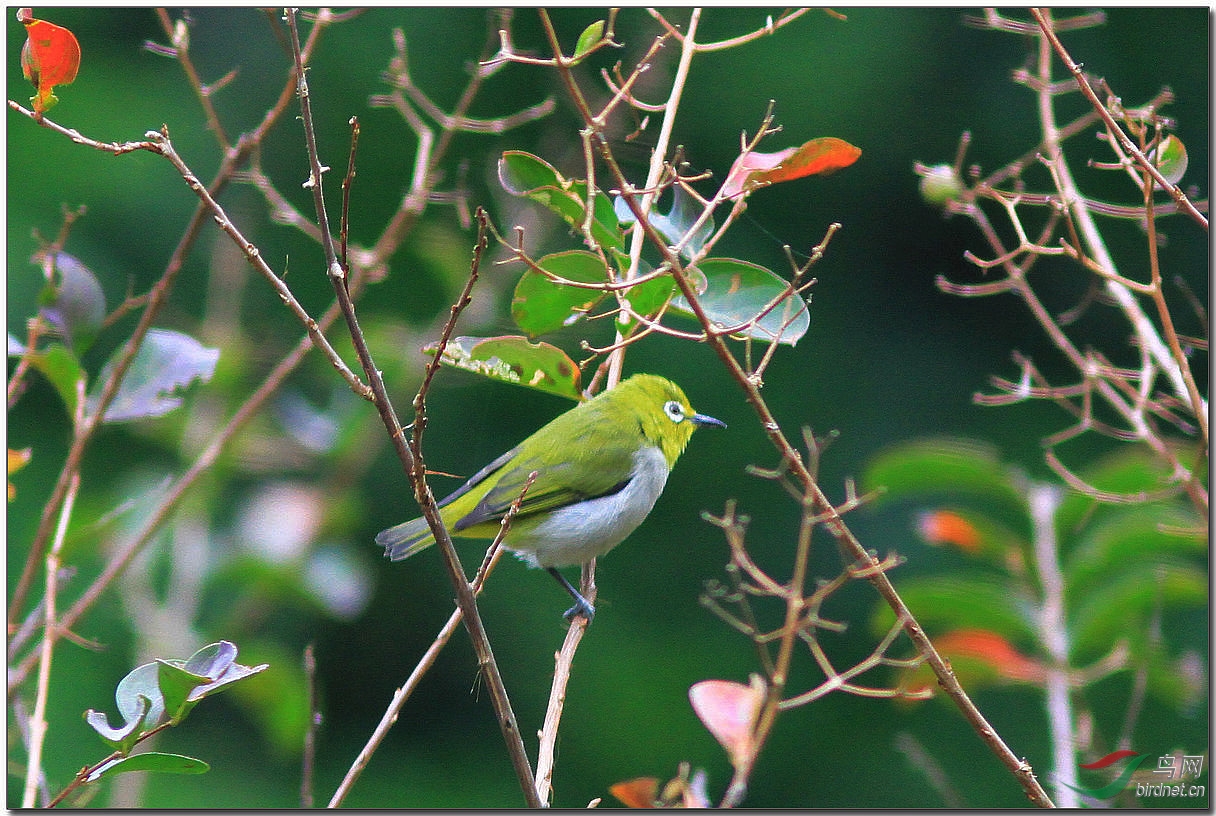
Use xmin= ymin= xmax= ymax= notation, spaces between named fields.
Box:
xmin=426 ymin=336 xmax=583 ymax=401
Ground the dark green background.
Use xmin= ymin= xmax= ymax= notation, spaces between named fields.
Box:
xmin=8 ymin=8 xmax=1208 ymax=808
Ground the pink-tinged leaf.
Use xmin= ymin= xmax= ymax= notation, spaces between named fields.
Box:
xmin=722 ymin=137 xmax=861 ymax=199
xmin=689 ymin=677 xmax=765 ymax=768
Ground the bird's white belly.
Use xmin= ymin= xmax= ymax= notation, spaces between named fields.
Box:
xmin=512 ymin=446 xmax=670 ymax=568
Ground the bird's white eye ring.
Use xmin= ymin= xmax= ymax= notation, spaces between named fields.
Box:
xmin=664 ymin=400 xmax=686 ymax=423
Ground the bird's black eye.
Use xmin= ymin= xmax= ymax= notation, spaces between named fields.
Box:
xmin=664 ymin=400 xmax=686 ymax=423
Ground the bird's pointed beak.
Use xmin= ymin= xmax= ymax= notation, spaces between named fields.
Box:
xmin=691 ymin=412 xmax=726 ymax=429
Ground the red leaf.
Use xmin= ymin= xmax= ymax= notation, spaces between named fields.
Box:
xmin=19 ymin=8 xmax=81 ymax=114
xmin=934 ymin=629 xmax=1046 ymax=683
xmin=722 ymin=137 xmax=861 ymax=198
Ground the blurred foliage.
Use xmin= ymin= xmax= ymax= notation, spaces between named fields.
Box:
xmin=7 ymin=7 xmax=1207 ymax=808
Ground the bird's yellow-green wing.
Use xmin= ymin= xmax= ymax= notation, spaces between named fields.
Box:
xmin=450 ymin=397 xmax=641 ymax=533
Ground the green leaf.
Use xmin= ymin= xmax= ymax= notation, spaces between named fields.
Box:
xmin=871 ymin=576 xmax=1037 ymax=645
xmin=608 ymin=252 xmax=679 ymax=318
xmin=669 ymin=258 xmax=810 ymax=346
xmin=86 ymin=752 xmax=210 ymax=783
xmin=1151 ymin=134 xmax=1188 ymax=187
xmin=1055 ymin=447 xmax=1197 ymax=538
xmin=862 ymin=438 xmax=1030 ymax=521
xmin=37 ymin=251 xmax=106 ymax=357
xmin=156 ymin=660 xmax=211 ymax=724
xmin=1063 ymin=505 xmax=1205 ymax=598
xmin=512 ymin=251 xmax=609 ymax=337
xmin=1069 ymin=561 xmax=1207 ymax=662
xmin=573 ymin=19 xmax=604 ymax=60
xmin=498 ymin=151 xmax=622 ymax=251
xmin=86 ymin=328 xmax=220 ymax=423
xmin=426 ymin=335 xmax=583 ymax=401
xmin=24 ymin=342 xmax=85 ymax=418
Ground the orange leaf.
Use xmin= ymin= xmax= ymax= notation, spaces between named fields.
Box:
xmin=916 ymin=509 xmax=982 ymax=552
xmin=935 ymin=629 xmax=1046 ymax=683
xmin=19 ymin=8 xmax=81 ymax=114
xmin=609 ymin=777 xmax=659 ymax=808
xmin=722 ymin=137 xmax=861 ymax=198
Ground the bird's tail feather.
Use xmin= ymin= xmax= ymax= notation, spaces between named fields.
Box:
xmin=375 ymin=517 xmax=435 ymax=561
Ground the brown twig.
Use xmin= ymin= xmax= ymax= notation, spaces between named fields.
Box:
xmin=301 ymin=643 xmax=318 ymax=809
xmin=505 ymin=8 xmax=1055 ymax=806
xmin=328 ymin=471 xmax=536 ymax=807
xmin=286 ymin=11 xmax=538 ymax=804
xmin=1028 ymin=8 xmax=1207 ymax=231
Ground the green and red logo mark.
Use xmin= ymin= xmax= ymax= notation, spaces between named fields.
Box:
xmin=1065 ymin=750 xmax=1207 ymax=801
xmin=1064 ymin=750 xmax=1153 ymax=799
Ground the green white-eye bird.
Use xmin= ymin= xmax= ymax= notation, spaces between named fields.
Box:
xmin=376 ymin=374 xmax=725 ymax=620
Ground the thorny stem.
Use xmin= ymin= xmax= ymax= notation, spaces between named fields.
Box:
xmin=283 ymin=10 xmax=540 ymax=806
